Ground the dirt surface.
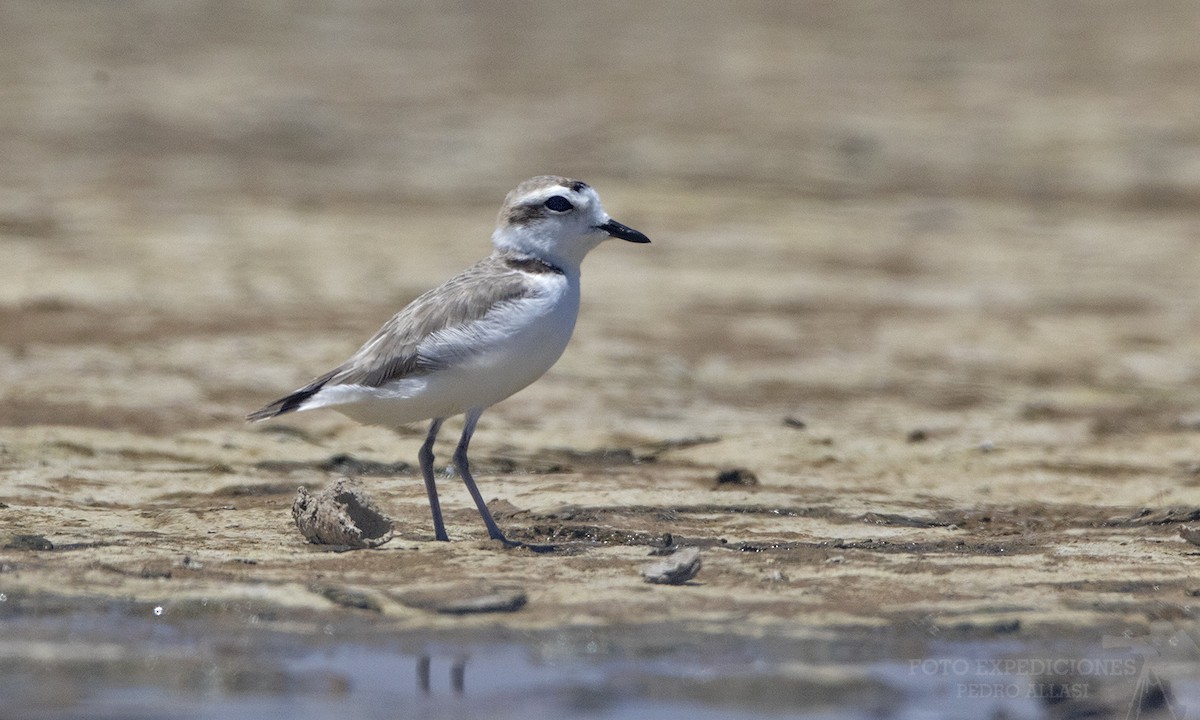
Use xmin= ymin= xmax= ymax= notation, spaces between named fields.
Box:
xmin=3 ymin=1 xmax=1200 ymax=715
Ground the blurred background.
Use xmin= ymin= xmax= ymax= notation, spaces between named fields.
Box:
xmin=4 ymin=0 xmax=1200 ymax=438
xmin=1 ymin=0 xmax=1199 ymax=460
xmin=5 ymin=3 xmax=1200 ymax=718
xmin=5 ymin=1 xmax=1200 ymax=206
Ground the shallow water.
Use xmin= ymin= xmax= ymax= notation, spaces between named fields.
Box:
xmin=3 ymin=612 xmax=1194 ymax=720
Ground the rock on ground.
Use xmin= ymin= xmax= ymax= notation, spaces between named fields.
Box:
xmin=292 ymin=478 xmax=394 ymax=548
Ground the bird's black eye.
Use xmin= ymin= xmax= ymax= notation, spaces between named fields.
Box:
xmin=544 ymin=195 xmax=573 ymax=212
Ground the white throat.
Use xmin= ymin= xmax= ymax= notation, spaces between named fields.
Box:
xmin=491 ymin=224 xmax=600 ymax=272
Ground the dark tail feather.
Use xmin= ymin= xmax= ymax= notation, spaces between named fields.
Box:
xmin=246 ymin=373 xmax=333 ymax=422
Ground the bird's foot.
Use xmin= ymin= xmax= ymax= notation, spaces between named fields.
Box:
xmin=493 ymin=534 xmax=558 ymax=553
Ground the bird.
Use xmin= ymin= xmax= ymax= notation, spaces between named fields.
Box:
xmin=247 ymin=176 xmax=650 ymax=548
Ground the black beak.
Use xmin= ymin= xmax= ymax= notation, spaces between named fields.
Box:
xmin=596 ymin=219 xmax=650 ymax=244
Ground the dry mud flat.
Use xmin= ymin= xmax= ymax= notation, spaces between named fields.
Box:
xmin=4 ymin=193 xmax=1200 ymax=717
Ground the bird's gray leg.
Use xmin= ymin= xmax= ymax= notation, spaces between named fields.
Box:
xmin=452 ymin=409 xmax=557 ymax=551
xmin=452 ymin=408 xmax=517 ymax=545
xmin=419 ymin=418 xmax=448 ymax=541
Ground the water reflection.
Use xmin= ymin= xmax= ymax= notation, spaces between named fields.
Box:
xmin=416 ymin=654 xmax=468 ymax=695
xmin=2 ymin=615 xmax=1198 ymax=720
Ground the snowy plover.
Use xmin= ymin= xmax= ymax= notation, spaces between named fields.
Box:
xmin=248 ymin=176 xmax=649 ymax=547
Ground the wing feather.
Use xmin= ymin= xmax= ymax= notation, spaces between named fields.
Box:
xmin=329 ymin=256 xmax=534 ymax=386
xmin=246 ymin=254 xmax=538 ymax=421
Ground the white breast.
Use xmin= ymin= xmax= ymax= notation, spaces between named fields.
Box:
xmin=323 ymin=272 xmax=580 ymax=427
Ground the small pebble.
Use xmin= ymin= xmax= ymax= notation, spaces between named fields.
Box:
xmin=138 ymin=562 xmax=172 ymax=579
xmin=316 ymin=585 xmax=383 ymax=612
xmin=2 ymin=534 xmax=53 ymax=551
xmin=648 ymin=533 xmax=677 ymax=556
xmin=395 ymin=585 xmax=527 ymax=614
xmin=1174 ymin=413 xmax=1200 ymax=431
xmin=1179 ymin=525 xmax=1200 ymax=546
xmin=715 ymin=468 xmax=758 ymax=487
xmin=641 ymin=547 xmax=702 ymax=585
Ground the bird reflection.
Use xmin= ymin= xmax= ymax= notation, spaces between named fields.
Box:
xmin=417 ymin=654 xmax=468 ymax=695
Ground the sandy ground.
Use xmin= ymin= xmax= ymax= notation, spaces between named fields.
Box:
xmin=4 ymin=1 xmax=1200 ymax=716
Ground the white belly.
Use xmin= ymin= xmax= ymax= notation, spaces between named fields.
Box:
xmin=309 ymin=276 xmax=579 ymax=427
